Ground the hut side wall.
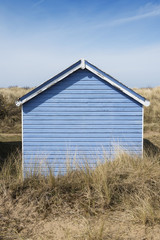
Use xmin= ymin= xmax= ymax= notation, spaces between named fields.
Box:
xmin=23 ymin=69 xmax=143 ymax=175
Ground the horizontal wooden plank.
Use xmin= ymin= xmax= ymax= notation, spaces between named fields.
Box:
xmin=23 ymin=156 xmax=141 ymax=163
xmin=24 ymin=93 xmax=129 ymax=100
xmin=23 ymin=164 xmax=98 ymax=168
xmin=23 ymin=132 xmax=141 ymax=138
xmin=24 ymin=107 xmax=141 ymax=113
xmin=42 ymin=84 xmax=125 ymax=91
xmin=24 ymin=102 xmax=141 ymax=108
xmin=23 ymin=167 xmax=98 ymax=172
xmin=24 ymin=158 xmax=141 ymax=166
xmin=23 ymin=166 xmax=96 ymax=171
xmin=24 ymin=116 xmax=142 ymax=121
xmin=25 ymin=98 xmax=141 ymax=104
xmin=23 ymin=155 xmax=105 ymax=160
xmin=23 ymin=166 xmax=99 ymax=170
xmin=23 ymin=112 xmax=142 ymax=117
xmin=23 ymin=148 xmax=140 ymax=155
xmin=23 ymin=120 xmax=142 ymax=125
xmin=23 ymin=162 xmax=102 ymax=166
xmin=44 ymin=82 xmax=115 ymax=89
xmin=23 ymin=124 xmax=142 ymax=129
xmin=23 ymin=149 xmax=141 ymax=155
xmin=23 ymin=150 xmax=142 ymax=156
xmin=24 ymin=136 xmax=141 ymax=143
xmin=51 ymin=81 xmax=109 ymax=86
xmin=22 ymin=170 xmax=77 ymax=176
xmin=42 ymin=76 xmax=109 ymax=83
xmin=23 ymin=165 xmax=106 ymax=170
xmin=23 ymin=137 xmax=141 ymax=145
xmin=41 ymin=89 xmax=121 ymax=94
xmin=23 ymin=144 xmax=141 ymax=150
xmin=23 ymin=151 xmax=111 ymax=155
xmin=23 ymin=167 xmax=64 ymax=171
xmin=54 ymin=74 xmax=100 ymax=81
xmin=23 ymin=128 xmax=142 ymax=133
xmin=23 ymin=145 xmax=142 ymax=154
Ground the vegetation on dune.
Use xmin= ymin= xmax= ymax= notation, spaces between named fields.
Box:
xmin=0 ymin=87 xmax=32 ymax=134
xmin=0 ymin=152 xmax=160 ymax=239
xmin=134 ymin=87 xmax=160 ymax=147
xmin=135 ymin=87 xmax=160 ymax=132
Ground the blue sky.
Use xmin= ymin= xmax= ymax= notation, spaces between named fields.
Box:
xmin=0 ymin=0 xmax=160 ymax=88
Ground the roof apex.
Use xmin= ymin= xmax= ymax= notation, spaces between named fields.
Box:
xmin=80 ymin=58 xmax=86 ymax=69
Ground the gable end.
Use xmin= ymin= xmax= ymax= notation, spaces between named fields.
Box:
xmin=16 ymin=59 xmax=150 ymax=107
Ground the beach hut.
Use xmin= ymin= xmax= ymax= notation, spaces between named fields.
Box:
xmin=16 ymin=59 xmax=150 ymax=176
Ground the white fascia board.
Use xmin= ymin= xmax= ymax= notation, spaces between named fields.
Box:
xmin=86 ymin=65 xmax=150 ymax=107
xmin=142 ymin=107 xmax=144 ymax=158
xmin=16 ymin=63 xmax=82 ymax=106
xmin=21 ymin=105 xmax=24 ymax=179
xmin=81 ymin=58 xmax=86 ymax=69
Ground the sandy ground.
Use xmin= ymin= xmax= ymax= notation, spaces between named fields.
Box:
xmin=0 ymin=194 xmax=160 ymax=240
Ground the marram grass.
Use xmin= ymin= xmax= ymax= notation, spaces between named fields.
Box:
xmin=0 ymin=151 xmax=160 ymax=226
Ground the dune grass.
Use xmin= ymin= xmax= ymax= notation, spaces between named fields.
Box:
xmin=0 ymin=87 xmax=32 ymax=135
xmin=134 ymin=86 xmax=160 ymax=147
xmin=134 ymin=86 xmax=160 ymax=127
xmin=0 ymin=151 xmax=160 ymax=239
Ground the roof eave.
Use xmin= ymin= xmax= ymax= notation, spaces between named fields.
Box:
xmin=15 ymin=100 xmax=22 ymax=107
xmin=144 ymin=99 xmax=150 ymax=107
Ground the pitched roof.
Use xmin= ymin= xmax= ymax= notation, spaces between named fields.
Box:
xmin=16 ymin=59 xmax=150 ymax=107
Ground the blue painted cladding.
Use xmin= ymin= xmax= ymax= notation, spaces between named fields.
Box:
xmin=23 ymin=69 xmax=143 ymax=175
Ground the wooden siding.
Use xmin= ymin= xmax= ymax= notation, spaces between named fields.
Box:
xmin=23 ymin=69 xmax=143 ymax=175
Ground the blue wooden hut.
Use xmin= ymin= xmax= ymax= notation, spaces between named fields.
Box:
xmin=16 ymin=59 xmax=150 ymax=176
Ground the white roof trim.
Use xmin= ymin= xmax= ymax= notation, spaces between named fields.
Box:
xmin=16 ymin=59 xmax=150 ymax=107
xmin=85 ymin=65 xmax=150 ymax=107
xmin=16 ymin=62 xmax=82 ymax=106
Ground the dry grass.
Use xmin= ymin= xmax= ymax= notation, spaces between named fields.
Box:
xmin=0 ymin=87 xmax=32 ymax=102
xmin=134 ymin=86 xmax=160 ymax=147
xmin=134 ymin=86 xmax=160 ymax=126
xmin=0 ymin=152 xmax=160 ymax=239
xmin=0 ymin=87 xmax=32 ymax=134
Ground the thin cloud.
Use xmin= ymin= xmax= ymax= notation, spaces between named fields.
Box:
xmin=94 ymin=3 xmax=160 ymax=29
xmin=112 ymin=4 xmax=160 ymax=25
xmin=32 ymin=0 xmax=45 ymax=8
